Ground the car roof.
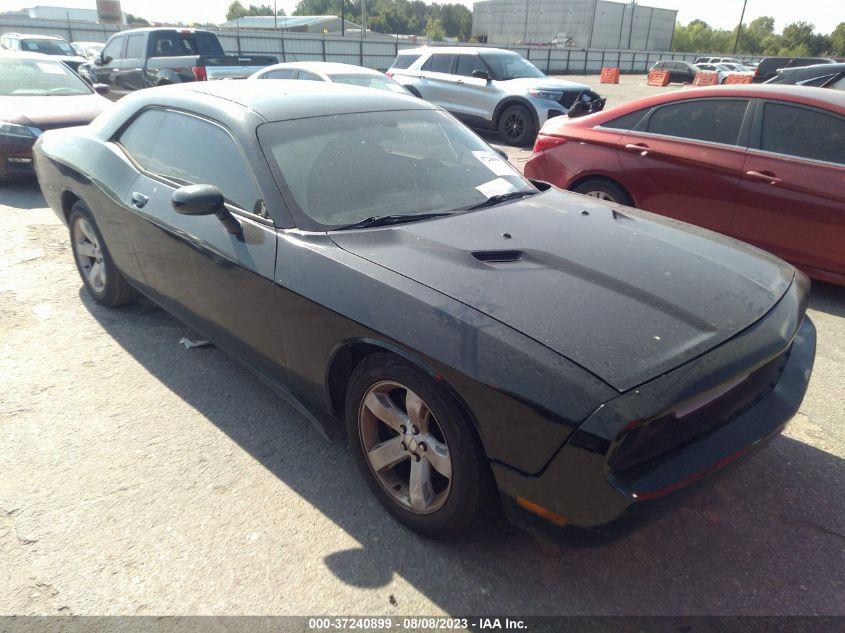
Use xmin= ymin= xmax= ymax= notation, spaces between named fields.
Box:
xmin=0 ymin=50 xmax=69 ymax=61
xmin=608 ymin=84 xmax=845 ymax=115
xmin=3 ymin=33 xmax=66 ymax=41
xmin=102 ymin=79 xmax=435 ymax=129
xmin=260 ymin=61 xmax=381 ymax=75
xmin=397 ymin=46 xmax=515 ymax=56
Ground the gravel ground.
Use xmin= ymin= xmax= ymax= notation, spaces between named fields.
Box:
xmin=0 ymin=76 xmax=843 ymax=617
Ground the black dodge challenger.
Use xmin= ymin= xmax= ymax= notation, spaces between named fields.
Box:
xmin=33 ymin=81 xmax=816 ymax=538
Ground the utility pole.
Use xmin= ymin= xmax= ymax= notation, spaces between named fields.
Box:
xmin=733 ymin=0 xmax=748 ymax=54
xmin=274 ymin=0 xmax=277 ymax=30
xmin=341 ymin=0 xmax=345 ymax=36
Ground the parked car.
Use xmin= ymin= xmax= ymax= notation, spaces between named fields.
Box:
xmin=695 ymin=56 xmax=740 ymax=65
xmin=387 ymin=46 xmax=605 ymax=146
xmin=753 ymin=56 xmax=836 ymax=82
xmin=72 ymin=41 xmax=104 ymax=60
xmin=0 ymin=32 xmax=87 ymax=73
xmin=0 ymin=52 xmax=110 ymax=182
xmin=650 ymin=60 xmax=699 ymax=84
xmin=34 ymin=80 xmax=815 ymax=538
xmin=720 ymin=62 xmax=755 ymax=74
xmin=766 ymin=63 xmax=845 ymax=90
xmin=695 ymin=62 xmax=731 ymax=83
xmin=525 ymin=84 xmax=845 ymax=285
xmin=249 ymin=61 xmax=409 ymax=94
xmin=78 ymin=27 xmax=277 ymax=99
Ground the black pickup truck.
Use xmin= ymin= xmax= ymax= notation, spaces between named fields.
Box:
xmin=79 ymin=27 xmax=276 ymax=98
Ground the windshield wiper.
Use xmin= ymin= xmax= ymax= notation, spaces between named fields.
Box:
xmin=335 ymin=212 xmax=453 ymax=230
xmin=466 ymin=190 xmax=538 ymax=211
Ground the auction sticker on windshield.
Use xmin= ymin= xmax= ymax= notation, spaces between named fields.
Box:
xmin=473 ymin=150 xmax=513 ymax=176
xmin=476 ymin=177 xmax=518 ymax=198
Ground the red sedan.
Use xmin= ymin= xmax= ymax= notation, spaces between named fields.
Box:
xmin=525 ymin=85 xmax=845 ymax=285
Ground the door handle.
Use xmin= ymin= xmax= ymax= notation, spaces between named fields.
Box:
xmin=746 ymin=170 xmax=782 ymax=184
xmin=131 ymin=192 xmax=149 ymax=208
xmin=624 ymin=143 xmax=651 ymax=155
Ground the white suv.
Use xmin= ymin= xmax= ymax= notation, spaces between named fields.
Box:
xmin=387 ymin=47 xmax=605 ymax=146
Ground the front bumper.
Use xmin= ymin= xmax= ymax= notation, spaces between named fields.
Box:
xmin=493 ymin=275 xmax=815 ymax=530
xmin=0 ymin=137 xmax=37 ymax=179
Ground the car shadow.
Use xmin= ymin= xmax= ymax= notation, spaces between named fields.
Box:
xmin=808 ymin=280 xmax=845 ymax=319
xmin=0 ymin=178 xmax=46 ymax=210
xmin=82 ymin=291 xmax=845 ymax=616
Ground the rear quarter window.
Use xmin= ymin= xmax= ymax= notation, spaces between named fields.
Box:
xmin=391 ymin=54 xmax=420 ymax=69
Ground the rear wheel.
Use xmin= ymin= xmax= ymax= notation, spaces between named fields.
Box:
xmin=69 ymin=201 xmax=138 ymax=307
xmin=345 ymin=353 xmax=496 ymax=538
xmin=498 ymin=104 xmax=536 ymax=147
xmin=572 ymin=178 xmax=632 ymax=206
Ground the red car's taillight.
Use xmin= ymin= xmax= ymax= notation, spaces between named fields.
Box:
xmin=533 ymin=133 xmax=567 ymax=153
xmin=191 ymin=66 xmax=207 ymax=81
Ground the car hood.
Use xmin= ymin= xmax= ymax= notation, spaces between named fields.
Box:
xmin=498 ymin=77 xmax=590 ymax=94
xmin=0 ymin=94 xmax=109 ymax=131
xmin=330 ymin=189 xmax=795 ymax=391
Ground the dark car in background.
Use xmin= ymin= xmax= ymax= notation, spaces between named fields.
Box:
xmin=525 ymin=84 xmax=845 ymax=286
xmin=649 ymin=60 xmax=699 ymax=84
xmin=753 ymin=56 xmax=836 ymax=83
xmin=78 ymin=27 xmax=276 ymax=99
xmin=33 ymin=80 xmax=815 ymax=539
xmin=0 ymin=53 xmax=110 ymax=181
xmin=766 ymin=63 xmax=845 ymax=90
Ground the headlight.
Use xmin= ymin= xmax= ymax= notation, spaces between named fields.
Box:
xmin=0 ymin=123 xmax=41 ymax=139
xmin=528 ymin=88 xmax=564 ymax=101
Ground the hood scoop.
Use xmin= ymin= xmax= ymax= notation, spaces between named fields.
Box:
xmin=472 ymin=250 xmax=524 ymax=264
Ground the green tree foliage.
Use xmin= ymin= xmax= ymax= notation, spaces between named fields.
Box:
xmin=292 ymin=0 xmax=471 ymax=39
xmin=672 ymin=17 xmax=837 ymax=56
xmin=227 ymin=1 xmax=286 ymax=20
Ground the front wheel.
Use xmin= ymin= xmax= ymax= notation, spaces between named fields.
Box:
xmin=572 ymin=178 xmax=632 ymax=206
xmin=346 ymin=353 xmax=496 ymax=538
xmin=69 ymin=201 xmax=138 ymax=307
xmin=497 ymin=104 xmax=536 ymax=147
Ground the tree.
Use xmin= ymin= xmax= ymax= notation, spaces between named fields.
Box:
xmin=423 ymin=15 xmax=444 ymax=40
xmin=832 ymin=22 xmax=845 ymax=57
xmin=125 ymin=13 xmax=149 ymax=25
xmin=227 ymin=1 xmax=285 ymax=20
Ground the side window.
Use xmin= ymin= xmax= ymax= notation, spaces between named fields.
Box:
xmin=145 ymin=112 xmax=263 ymax=213
xmin=647 ymin=99 xmax=749 ymax=145
xmin=101 ymin=36 xmax=123 ymax=61
xmin=124 ymin=34 xmax=144 ymax=59
xmin=118 ymin=109 xmax=166 ymax=169
xmin=799 ymin=74 xmax=835 ymax=87
xmin=262 ymin=68 xmax=296 ymax=79
xmin=603 ymin=107 xmax=651 ymax=130
xmin=828 ymin=75 xmax=845 ymax=90
xmin=760 ymin=102 xmax=845 ymax=165
xmin=429 ymin=54 xmax=454 ymax=74
xmin=297 ymin=70 xmax=323 ymax=81
xmin=455 ymin=55 xmax=487 ymax=77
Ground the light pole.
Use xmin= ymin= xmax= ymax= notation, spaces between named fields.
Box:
xmin=733 ymin=0 xmax=748 ymax=54
xmin=274 ymin=0 xmax=277 ymax=30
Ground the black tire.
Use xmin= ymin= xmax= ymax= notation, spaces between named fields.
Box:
xmin=497 ymin=104 xmax=536 ymax=147
xmin=571 ymin=178 xmax=633 ymax=206
xmin=345 ymin=353 xmax=496 ymax=538
xmin=68 ymin=201 xmax=139 ymax=307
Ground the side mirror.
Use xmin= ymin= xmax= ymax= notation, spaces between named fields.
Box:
xmin=93 ymin=83 xmax=109 ymax=95
xmin=96 ymin=53 xmax=110 ymax=65
xmin=171 ymin=184 xmax=242 ymax=235
xmin=471 ymin=69 xmax=490 ymax=81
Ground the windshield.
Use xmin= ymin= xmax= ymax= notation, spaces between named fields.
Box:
xmin=20 ymin=38 xmax=76 ymax=56
xmin=480 ymin=52 xmax=545 ymax=80
xmin=259 ymin=109 xmax=534 ymax=230
xmin=328 ymin=73 xmax=408 ymax=94
xmin=0 ymin=58 xmax=93 ymax=96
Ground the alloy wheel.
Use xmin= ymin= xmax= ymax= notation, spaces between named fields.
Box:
xmin=358 ymin=380 xmax=452 ymax=514
xmin=503 ymin=112 xmax=526 ymax=142
xmin=583 ymin=190 xmax=617 ymax=202
xmin=72 ymin=217 xmax=106 ymax=293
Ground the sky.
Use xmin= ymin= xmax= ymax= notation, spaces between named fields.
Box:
xmin=0 ymin=0 xmax=842 ymax=33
